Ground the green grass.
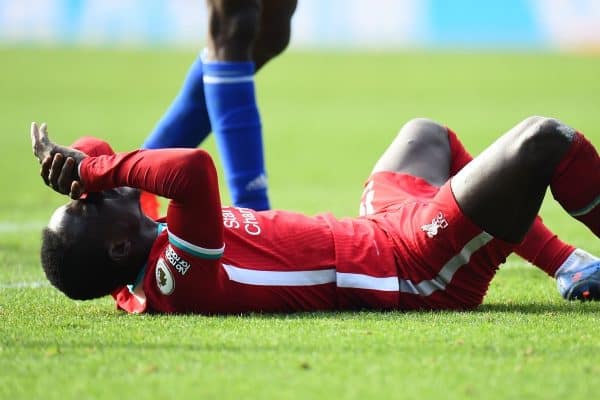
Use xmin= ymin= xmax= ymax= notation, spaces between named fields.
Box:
xmin=0 ymin=47 xmax=599 ymax=399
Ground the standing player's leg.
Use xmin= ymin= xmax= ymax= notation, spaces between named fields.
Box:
xmin=142 ymin=55 xmax=212 ymax=150
xmin=140 ymin=0 xmax=295 ymax=216
xmin=251 ymin=0 xmax=298 ymax=70
xmin=202 ymin=0 xmax=296 ymax=210
xmin=452 ymin=116 xmax=600 ymax=299
xmin=143 ymin=0 xmax=296 ymax=151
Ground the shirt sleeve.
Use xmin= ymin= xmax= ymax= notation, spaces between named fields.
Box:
xmin=70 ymin=136 xmax=116 ymax=156
xmin=79 ymin=148 xmax=224 ymax=256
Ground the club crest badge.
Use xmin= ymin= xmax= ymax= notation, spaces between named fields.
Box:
xmin=155 ymin=258 xmax=175 ymax=295
xmin=420 ymin=212 xmax=449 ymax=238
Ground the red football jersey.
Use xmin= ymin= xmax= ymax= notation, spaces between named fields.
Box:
xmin=74 ymin=138 xmax=400 ymax=314
xmin=134 ymin=208 xmax=399 ymax=314
xmin=73 ymin=137 xmax=516 ymax=313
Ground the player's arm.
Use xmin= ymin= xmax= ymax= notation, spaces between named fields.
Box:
xmin=70 ymin=136 xmax=116 ymax=157
xmin=31 ymin=122 xmax=224 ymax=252
xmin=81 ymin=145 xmax=224 ymax=252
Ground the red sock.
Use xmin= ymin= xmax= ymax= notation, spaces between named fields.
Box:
xmin=446 ymin=127 xmax=575 ymax=275
xmin=515 ymin=216 xmax=575 ymax=276
xmin=550 ymin=132 xmax=600 ymax=237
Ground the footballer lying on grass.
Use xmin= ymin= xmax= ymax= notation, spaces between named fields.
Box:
xmin=31 ymin=118 xmax=599 ymax=314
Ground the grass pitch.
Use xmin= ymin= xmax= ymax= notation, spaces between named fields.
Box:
xmin=0 ymin=47 xmax=599 ymax=399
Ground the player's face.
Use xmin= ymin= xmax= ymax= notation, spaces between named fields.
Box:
xmin=48 ymin=187 xmax=144 ymax=240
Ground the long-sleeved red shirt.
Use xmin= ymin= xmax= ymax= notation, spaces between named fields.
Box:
xmin=72 ymin=137 xmax=400 ymax=314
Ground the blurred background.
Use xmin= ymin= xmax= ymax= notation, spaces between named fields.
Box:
xmin=2 ymin=3 xmax=599 ymax=398
xmin=1 ymin=0 xmax=600 ymax=50
xmin=1 ymin=0 xmax=598 ymax=228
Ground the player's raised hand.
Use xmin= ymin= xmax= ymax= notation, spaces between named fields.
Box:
xmin=31 ymin=122 xmax=53 ymax=163
xmin=31 ymin=122 xmax=85 ymax=163
xmin=31 ymin=122 xmax=87 ymax=199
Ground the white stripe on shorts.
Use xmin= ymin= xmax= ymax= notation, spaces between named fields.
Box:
xmin=398 ymin=231 xmax=493 ymax=296
xmin=336 ymin=272 xmax=399 ymax=291
xmin=569 ymin=194 xmax=600 ymax=217
xmin=359 ymin=180 xmax=376 ymax=216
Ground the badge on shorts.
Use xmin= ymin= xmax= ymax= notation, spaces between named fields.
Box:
xmin=155 ymin=258 xmax=175 ymax=295
xmin=421 ymin=212 xmax=448 ymax=238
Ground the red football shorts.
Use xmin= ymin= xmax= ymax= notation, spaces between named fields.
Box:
xmin=360 ymin=171 xmax=515 ymax=310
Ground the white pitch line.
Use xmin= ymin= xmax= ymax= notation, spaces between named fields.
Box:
xmin=0 ymin=281 xmax=50 ymax=290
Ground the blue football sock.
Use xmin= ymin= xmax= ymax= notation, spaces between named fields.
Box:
xmin=203 ymin=61 xmax=270 ymax=210
xmin=142 ymin=55 xmax=211 ymax=149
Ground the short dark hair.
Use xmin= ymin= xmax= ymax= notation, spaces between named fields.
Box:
xmin=40 ymin=227 xmax=128 ymax=300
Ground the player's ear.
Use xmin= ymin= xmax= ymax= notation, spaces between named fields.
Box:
xmin=108 ymin=239 xmax=132 ymax=263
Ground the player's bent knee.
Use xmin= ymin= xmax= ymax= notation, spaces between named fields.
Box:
xmin=373 ymin=118 xmax=451 ymax=184
xmin=400 ymin=118 xmax=446 ymax=135
xmin=520 ymin=115 xmax=546 ymax=127
xmin=512 ymin=117 xmax=573 ymax=169
xmin=397 ymin=118 xmax=449 ymax=148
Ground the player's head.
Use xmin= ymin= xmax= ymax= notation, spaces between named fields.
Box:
xmin=40 ymin=187 xmax=154 ymax=300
